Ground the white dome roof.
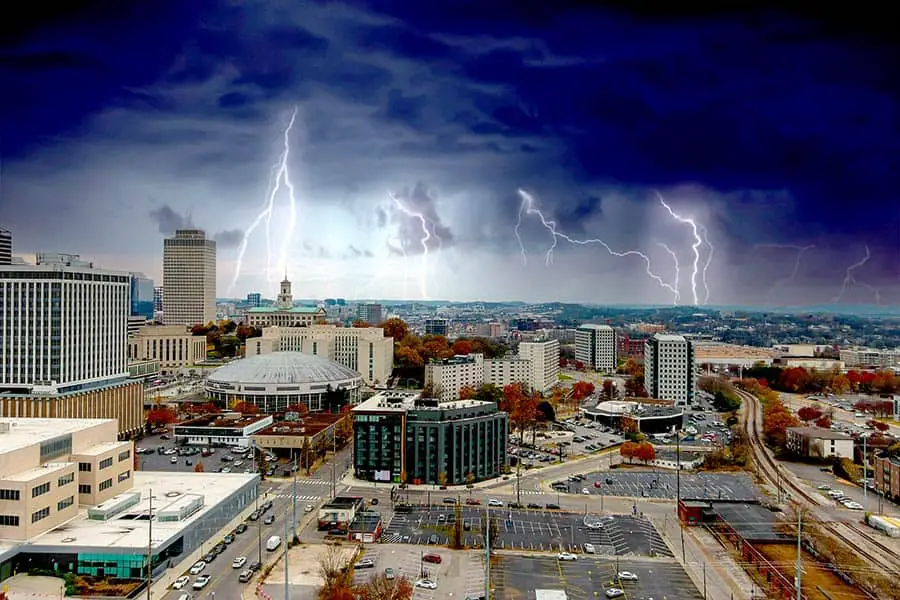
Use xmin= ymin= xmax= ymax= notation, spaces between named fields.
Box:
xmin=207 ymin=352 xmax=361 ymax=386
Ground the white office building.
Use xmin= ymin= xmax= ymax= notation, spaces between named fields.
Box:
xmin=424 ymin=354 xmax=485 ymax=402
xmin=518 ymin=339 xmax=560 ymax=393
xmin=162 ymin=229 xmax=216 ymax=326
xmin=839 ymin=347 xmax=900 ymax=370
xmin=246 ymin=324 xmax=393 ymax=386
xmin=644 ymin=333 xmax=697 ymax=405
xmin=575 ymin=324 xmax=617 ymax=372
xmin=0 ymin=253 xmax=130 ymax=393
xmin=484 ymin=358 xmax=532 ymax=390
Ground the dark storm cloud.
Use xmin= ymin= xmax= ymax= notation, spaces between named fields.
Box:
xmin=149 ymin=205 xmax=193 ymax=234
xmin=214 ymin=229 xmax=244 ymax=249
xmin=390 ymin=183 xmax=454 ymax=256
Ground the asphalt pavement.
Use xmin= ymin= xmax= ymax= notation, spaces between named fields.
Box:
xmin=552 ymin=470 xmax=759 ymax=501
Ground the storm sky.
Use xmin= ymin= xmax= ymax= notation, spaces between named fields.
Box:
xmin=3 ymin=1 xmax=898 ymax=306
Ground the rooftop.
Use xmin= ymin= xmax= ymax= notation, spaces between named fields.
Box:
xmin=0 ymin=418 xmax=115 ymax=455
xmin=710 ymin=502 xmax=790 ymax=543
xmin=653 ymin=333 xmax=687 ymax=342
xmin=5 ymin=462 xmax=72 ymax=482
xmin=254 ymin=413 xmax=345 ymax=437
xmin=73 ymin=441 xmax=128 ymax=457
xmin=578 ymin=324 xmax=613 ymax=330
xmin=352 ymin=392 xmax=494 ymax=414
xmin=787 ymin=426 xmax=853 ymax=440
xmin=206 ymin=352 xmax=362 ymax=386
xmin=176 ymin=413 xmax=271 ymax=429
xmin=27 ymin=471 xmax=257 ymax=551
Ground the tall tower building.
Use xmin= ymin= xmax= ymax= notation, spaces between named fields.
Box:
xmin=129 ymin=273 xmax=155 ymax=320
xmin=357 ymin=303 xmax=382 ymax=326
xmin=0 ymin=253 xmax=130 ymax=392
xmin=518 ymin=339 xmax=560 ymax=393
xmin=162 ymin=229 xmax=216 ymax=326
xmin=153 ymin=286 xmax=163 ymax=312
xmin=0 ymin=228 xmax=11 ymax=265
xmin=575 ymin=324 xmax=617 ymax=372
xmin=644 ymin=333 xmax=697 ymax=405
xmin=275 ymin=276 xmax=293 ymax=309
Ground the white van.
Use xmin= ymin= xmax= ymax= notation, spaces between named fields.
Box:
xmin=266 ymin=535 xmax=282 ymax=551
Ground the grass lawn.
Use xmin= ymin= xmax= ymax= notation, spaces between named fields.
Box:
xmin=558 ymin=373 xmax=574 ymax=381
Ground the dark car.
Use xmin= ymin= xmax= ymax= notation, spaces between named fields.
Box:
xmin=262 ymin=500 xmax=273 ymax=512
xmin=394 ymin=504 xmax=412 ymax=513
xmin=202 ymin=553 xmax=216 ymax=563
xmin=508 ymin=502 xmax=523 ymax=509
xmin=442 ymin=497 xmax=456 ymax=504
xmin=526 ymin=503 xmax=541 ymax=509
xmin=249 ymin=510 xmax=261 ymax=521
xmin=235 ymin=523 xmax=248 ymax=534
xmin=224 ymin=534 xmax=235 ymax=544
xmin=249 ymin=561 xmax=262 ymax=572
xmin=545 ymin=503 xmax=561 ymax=510
xmin=370 ymin=498 xmax=379 ymax=505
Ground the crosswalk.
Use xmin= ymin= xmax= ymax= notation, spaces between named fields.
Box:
xmin=266 ymin=493 xmax=321 ymax=501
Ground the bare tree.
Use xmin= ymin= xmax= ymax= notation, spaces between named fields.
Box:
xmin=318 ymin=545 xmax=354 ymax=599
xmin=357 ymin=573 xmax=413 ymax=600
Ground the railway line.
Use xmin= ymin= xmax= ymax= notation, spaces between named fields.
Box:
xmin=736 ymin=388 xmax=900 ymax=581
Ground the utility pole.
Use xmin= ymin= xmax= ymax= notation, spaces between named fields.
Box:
xmin=256 ymin=488 xmax=262 ymax=563
xmin=484 ymin=505 xmax=491 ymax=600
xmin=292 ymin=456 xmax=299 ymax=543
xmin=863 ymin=435 xmax=868 ymax=510
xmin=284 ymin=501 xmax=289 ymax=600
xmin=676 ymin=431 xmax=681 ymax=511
xmin=703 ymin=563 xmax=707 ymax=599
xmin=146 ymin=489 xmax=153 ymax=600
xmin=794 ymin=510 xmax=802 ymax=600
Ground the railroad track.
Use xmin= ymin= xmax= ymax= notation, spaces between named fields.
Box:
xmin=736 ymin=389 xmax=900 ymax=580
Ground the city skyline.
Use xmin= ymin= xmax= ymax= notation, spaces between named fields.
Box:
xmin=4 ymin=3 xmax=899 ymax=306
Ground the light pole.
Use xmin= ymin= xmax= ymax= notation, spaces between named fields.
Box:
xmin=145 ymin=489 xmax=154 ymax=600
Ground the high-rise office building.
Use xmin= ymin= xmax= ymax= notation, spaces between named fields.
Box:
xmin=357 ymin=303 xmax=382 ymax=326
xmin=0 ymin=228 xmax=11 ymax=265
xmin=162 ymin=229 xmax=216 ymax=326
xmin=575 ymin=324 xmax=617 ymax=372
xmin=153 ymin=286 xmax=163 ymax=312
xmin=0 ymin=254 xmax=143 ymax=435
xmin=644 ymin=333 xmax=697 ymax=405
xmin=246 ymin=292 xmax=262 ymax=308
xmin=129 ymin=272 xmax=155 ymax=320
xmin=424 ymin=318 xmax=448 ymax=336
xmin=518 ymin=339 xmax=560 ymax=393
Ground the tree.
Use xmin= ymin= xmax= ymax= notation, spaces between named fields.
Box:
xmin=571 ymin=381 xmax=595 ymax=401
xmin=357 ymin=574 xmax=414 ymax=600
xmin=763 ymin=399 xmax=799 ymax=448
xmin=232 ymin=401 xmax=260 ymax=414
xmin=466 ymin=472 xmax=474 ymax=488
xmin=458 ymin=385 xmax=476 ymax=400
xmin=634 ymin=442 xmax=656 ymax=464
xmin=620 ymin=441 xmax=638 ymax=462
xmin=146 ymin=407 xmax=177 ymax=428
xmin=797 ymin=406 xmax=823 ymax=423
xmin=814 ymin=416 xmax=832 ymax=429
xmin=395 ymin=344 xmax=424 ymax=367
xmin=381 ymin=318 xmax=409 ymax=342
xmin=352 ymin=319 xmax=371 ymax=328
xmin=256 ymin=448 xmax=268 ymax=480
xmin=335 ymin=417 xmax=354 ymax=447
xmin=193 ymin=461 xmax=204 ymax=473
xmin=438 ymin=471 xmax=448 ymax=488
xmin=869 ymin=420 xmax=890 ymax=432
xmin=602 ymin=379 xmax=615 ymax=401
xmin=285 ymin=403 xmax=309 ymax=417
xmin=318 ymin=545 xmax=355 ymax=600
xmin=619 ymin=416 xmax=639 ymax=433
xmin=473 ymin=384 xmax=503 ymax=403
xmin=451 ymin=339 xmax=473 ymax=355
xmin=624 ymin=376 xmax=647 ymax=398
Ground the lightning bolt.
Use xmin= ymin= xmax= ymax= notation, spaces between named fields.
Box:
xmin=657 ymin=243 xmax=681 ymax=304
xmin=756 ymin=244 xmax=815 ymax=305
xmin=516 ymin=189 xmax=680 ymax=303
xmin=389 ymin=192 xmax=431 ymax=299
xmin=697 ymin=224 xmax=714 ymax=304
xmin=230 ymin=106 xmax=299 ymax=294
xmin=833 ymin=245 xmax=881 ymax=304
xmin=655 ymin=192 xmax=703 ymax=306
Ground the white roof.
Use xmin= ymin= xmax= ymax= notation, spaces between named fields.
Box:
xmin=578 ymin=324 xmax=613 ymax=330
xmin=654 ymin=333 xmax=687 ymax=342
xmin=0 ymin=418 xmax=114 ymax=455
xmin=207 ymin=352 xmax=362 ymax=386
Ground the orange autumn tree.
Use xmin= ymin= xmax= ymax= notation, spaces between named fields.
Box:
xmin=232 ymin=401 xmax=260 ymax=414
xmin=634 ymin=442 xmax=656 ymax=464
xmin=458 ymin=385 xmax=476 ymax=400
xmin=451 ymin=339 xmax=473 ymax=355
xmin=762 ymin=399 xmax=798 ymax=448
xmin=571 ymin=381 xmax=595 ymax=401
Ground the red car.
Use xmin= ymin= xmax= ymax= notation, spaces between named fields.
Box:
xmin=423 ymin=554 xmax=442 ymax=564
xmin=465 ymin=498 xmax=481 ymax=505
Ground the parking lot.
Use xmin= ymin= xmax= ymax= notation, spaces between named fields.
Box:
xmin=380 ymin=508 xmax=672 ymax=557
xmin=353 ymin=545 xmax=485 ymax=600
xmin=492 ymin=554 xmax=702 ymax=600
xmin=554 ymin=471 xmax=759 ymax=501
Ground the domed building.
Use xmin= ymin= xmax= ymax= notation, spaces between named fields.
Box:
xmin=205 ymin=352 xmax=363 ymax=413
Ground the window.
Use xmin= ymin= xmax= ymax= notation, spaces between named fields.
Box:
xmin=118 ymin=450 xmax=131 ymax=462
xmin=99 ymin=479 xmax=113 ymax=492
xmin=58 ymin=496 xmax=75 ymax=511
xmin=58 ymin=473 xmax=75 ymax=487
xmin=32 ymin=482 xmax=51 ymax=498
xmin=32 ymin=507 xmax=50 ymax=523
xmin=78 ymin=484 xmax=91 ymax=494
xmin=79 ymin=463 xmax=92 ymax=472
xmin=0 ymin=489 xmax=20 ymax=501
xmin=99 ymin=457 xmax=113 ymax=470
xmin=0 ymin=515 xmax=19 ymax=527
xmin=118 ymin=471 xmax=131 ymax=483
xmin=40 ymin=435 xmax=72 ymax=462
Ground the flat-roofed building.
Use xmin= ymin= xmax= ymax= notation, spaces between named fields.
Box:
xmin=518 ymin=339 xmax=560 ymax=393
xmin=575 ymin=325 xmax=617 ymax=372
xmin=786 ymin=426 xmax=854 ymax=459
xmin=245 ymin=277 xmax=325 ymax=328
xmin=173 ymin=413 xmax=274 ymax=448
xmin=424 ymin=354 xmax=485 ymax=402
xmin=644 ymin=333 xmax=697 ymax=406
xmin=251 ymin=412 xmax=349 ymax=458
xmin=162 ymin=229 xmax=216 ymax=326
xmin=128 ymin=324 xmax=207 ymax=371
xmin=483 ymin=358 xmax=531 ymax=390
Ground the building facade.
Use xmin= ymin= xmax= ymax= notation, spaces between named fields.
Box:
xmin=245 ymin=278 xmax=326 ymax=328
xmin=0 ymin=418 xmax=133 ymax=541
xmin=644 ymin=333 xmax=697 ymax=405
xmin=424 ymin=354 xmax=485 ymax=402
xmin=518 ymin=339 xmax=560 ymax=393
xmin=357 ymin=303 xmax=382 ymax=326
xmin=352 ymin=392 xmax=508 ymax=486
xmin=874 ymin=452 xmax=900 ymax=501
xmin=128 ymin=324 xmax=207 ymax=371
xmin=786 ymin=427 xmax=854 ymax=459
xmin=173 ymin=414 xmax=274 ymax=448
xmin=0 ymin=254 xmax=130 ymax=394
xmin=424 ymin=318 xmax=448 ymax=336
xmin=246 ymin=324 xmax=393 ymax=386
xmin=483 ymin=358 xmax=531 ymax=390
xmin=575 ymin=325 xmax=617 ymax=372
xmin=246 ymin=293 xmax=262 ymax=308
xmin=839 ymin=347 xmax=900 ymax=370
xmin=0 ymin=228 xmax=11 ymax=265
xmin=129 ymin=273 xmax=155 ymax=320
xmin=162 ymin=229 xmax=216 ymax=326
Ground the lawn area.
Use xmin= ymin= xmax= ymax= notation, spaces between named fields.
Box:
xmin=558 ymin=373 xmax=574 ymax=381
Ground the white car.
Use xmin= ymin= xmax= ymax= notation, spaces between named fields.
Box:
xmin=189 ymin=561 xmax=206 ymax=575
xmin=583 ymin=543 xmax=596 ymax=554
xmin=305 ymin=504 xmax=314 ymax=513
xmin=487 ymin=499 xmax=503 ymax=507
xmin=415 ymin=580 xmax=438 ymax=590
xmin=178 ymin=594 xmax=191 ymax=600
xmin=192 ymin=575 xmax=211 ymax=590
xmin=557 ymin=552 xmax=577 ymax=561
xmin=171 ymin=576 xmax=191 ymax=590
xmin=618 ymin=571 xmax=638 ymax=581
xmin=232 ymin=556 xmax=247 ymax=569
xmin=605 ymin=588 xmax=625 ymax=598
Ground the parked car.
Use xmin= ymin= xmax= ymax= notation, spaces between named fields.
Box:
xmin=238 ymin=569 xmax=254 ymax=583
xmin=264 ymin=515 xmax=275 ymax=525
xmin=355 ymin=558 xmax=376 ymax=569
xmin=384 ymin=568 xmax=395 ymax=580
xmin=487 ymin=499 xmax=503 ymax=507
xmin=557 ymin=552 xmax=577 ymax=561
xmin=189 ymin=561 xmax=206 ymax=575
xmin=415 ymin=580 xmax=438 ymax=590
xmin=232 ymin=556 xmax=247 ymax=569
xmin=423 ymin=553 xmax=442 ymax=564
xmin=192 ymin=575 xmax=211 ymax=590
xmin=236 ymin=523 xmax=248 ymax=534
xmin=618 ymin=571 xmax=638 ymax=581
xmin=171 ymin=576 xmax=190 ymax=590
xmin=465 ymin=498 xmax=481 ymax=505
xmin=605 ymin=588 xmax=625 ymax=598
